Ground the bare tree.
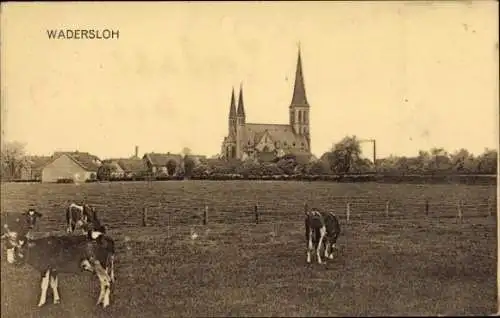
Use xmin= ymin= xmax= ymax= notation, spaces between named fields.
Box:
xmin=1 ymin=141 xmax=29 ymax=180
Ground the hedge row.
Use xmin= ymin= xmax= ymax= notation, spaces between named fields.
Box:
xmin=4 ymin=174 xmax=496 ymax=185
xmin=90 ymin=173 xmax=498 ymax=185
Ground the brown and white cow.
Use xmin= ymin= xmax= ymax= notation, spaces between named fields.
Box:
xmin=6 ymin=229 xmax=115 ymax=308
xmin=1 ymin=209 xmax=43 ymax=242
xmin=66 ymin=203 xmax=103 ymax=234
xmin=305 ymin=208 xmax=341 ymax=264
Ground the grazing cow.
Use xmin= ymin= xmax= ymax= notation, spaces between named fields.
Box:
xmin=5 ymin=230 xmax=115 ymax=308
xmin=305 ymin=208 xmax=341 ymax=264
xmin=66 ymin=203 xmax=103 ymax=234
xmin=1 ymin=209 xmax=43 ymax=241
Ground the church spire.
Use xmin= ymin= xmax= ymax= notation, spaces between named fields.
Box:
xmin=229 ymin=87 xmax=236 ymax=118
xmin=237 ymin=83 xmax=246 ymax=117
xmin=290 ymin=44 xmax=309 ymax=107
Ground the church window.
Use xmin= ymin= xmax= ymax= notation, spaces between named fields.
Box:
xmin=298 ymin=111 xmax=302 ymax=122
xmin=292 ymin=142 xmax=296 ymax=147
xmin=248 ymin=140 xmax=251 ymax=145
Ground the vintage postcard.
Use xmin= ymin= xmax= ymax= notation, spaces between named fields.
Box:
xmin=0 ymin=1 xmax=498 ymax=317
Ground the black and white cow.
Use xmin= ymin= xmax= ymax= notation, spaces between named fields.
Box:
xmin=305 ymin=208 xmax=341 ymax=264
xmin=66 ymin=203 xmax=103 ymax=234
xmin=1 ymin=209 xmax=43 ymax=241
xmin=5 ymin=230 xmax=116 ymax=308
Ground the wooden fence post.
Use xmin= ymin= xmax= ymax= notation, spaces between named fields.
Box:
xmin=425 ymin=199 xmax=429 ymax=216
xmin=346 ymin=202 xmax=351 ymax=223
xmin=203 ymin=205 xmax=208 ymax=225
xmin=255 ymin=204 xmax=259 ymax=224
xmin=385 ymin=200 xmax=390 ymax=218
xmin=457 ymin=200 xmax=463 ymax=224
xmin=142 ymin=207 xmax=148 ymax=227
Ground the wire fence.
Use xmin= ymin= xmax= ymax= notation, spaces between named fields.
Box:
xmin=134 ymin=195 xmax=497 ymax=229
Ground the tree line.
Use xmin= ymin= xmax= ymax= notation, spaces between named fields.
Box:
xmin=1 ymin=136 xmax=497 ymax=182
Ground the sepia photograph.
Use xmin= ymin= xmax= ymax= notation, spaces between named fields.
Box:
xmin=1 ymin=1 xmax=498 ymax=317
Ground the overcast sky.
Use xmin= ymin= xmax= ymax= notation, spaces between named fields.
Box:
xmin=1 ymin=1 xmax=498 ymax=159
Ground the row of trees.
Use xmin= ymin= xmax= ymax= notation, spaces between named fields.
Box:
xmin=190 ymin=136 xmax=497 ymax=177
xmin=1 ymin=137 xmax=498 ymax=182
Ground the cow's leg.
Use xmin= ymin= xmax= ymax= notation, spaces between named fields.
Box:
xmin=306 ymin=232 xmax=313 ymax=264
xmin=49 ymin=270 xmax=61 ymax=304
xmin=316 ymin=227 xmax=326 ymax=264
xmin=324 ymin=238 xmax=330 ymax=258
xmin=329 ymin=233 xmax=339 ymax=259
xmin=328 ymin=242 xmax=335 ymax=259
xmin=94 ymin=261 xmax=112 ymax=308
xmin=109 ymin=255 xmax=115 ymax=283
xmin=6 ymin=247 xmax=15 ymax=264
xmin=37 ymin=269 xmax=51 ymax=307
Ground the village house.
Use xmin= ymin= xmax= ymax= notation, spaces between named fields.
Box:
xmin=41 ymin=151 xmax=102 ymax=183
xmin=143 ymin=152 xmax=184 ymax=176
xmin=103 ymin=158 xmax=147 ymax=178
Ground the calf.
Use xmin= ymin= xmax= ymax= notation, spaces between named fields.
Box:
xmin=305 ymin=208 xmax=341 ymax=264
xmin=1 ymin=209 xmax=43 ymax=241
xmin=66 ymin=203 xmax=102 ymax=234
xmin=6 ymin=230 xmax=115 ymax=308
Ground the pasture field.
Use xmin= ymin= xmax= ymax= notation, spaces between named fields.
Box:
xmin=1 ymin=180 xmax=497 ymax=317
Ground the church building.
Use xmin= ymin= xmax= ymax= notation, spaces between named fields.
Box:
xmin=221 ymin=47 xmax=312 ymax=162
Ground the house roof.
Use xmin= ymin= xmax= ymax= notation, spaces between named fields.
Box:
xmin=27 ymin=156 xmax=51 ymax=171
xmin=144 ymin=153 xmax=183 ymax=166
xmin=47 ymin=152 xmax=102 ymax=172
xmin=117 ymin=158 xmax=147 ymax=172
xmin=242 ymin=123 xmax=308 ymax=149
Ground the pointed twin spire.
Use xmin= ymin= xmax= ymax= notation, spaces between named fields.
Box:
xmin=229 ymin=87 xmax=236 ymax=117
xmin=228 ymin=84 xmax=245 ymax=118
xmin=290 ymin=43 xmax=309 ymax=107
xmin=237 ymin=83 xmax=245 ymax=117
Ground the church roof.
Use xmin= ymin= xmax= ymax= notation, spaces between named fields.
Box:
xmin=243 ymin=123 xmax=308 ymax=148
xmin=290 ymin=46 xmax=309 ymax=108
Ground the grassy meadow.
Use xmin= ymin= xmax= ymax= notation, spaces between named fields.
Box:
xmin=1 ymin=180 xmax=497 ymax=317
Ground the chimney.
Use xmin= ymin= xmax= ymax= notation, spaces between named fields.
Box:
xmin=135 ymin=145 xmax=139 ymax=158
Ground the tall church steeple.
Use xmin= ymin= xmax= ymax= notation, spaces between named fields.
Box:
xmin=237 ymin=83 xmax=246 ymax=125
xmin=289 ymin=44 xmax=311 ymax=150
xmin=290 ymin=44 xmax=309 ymax=108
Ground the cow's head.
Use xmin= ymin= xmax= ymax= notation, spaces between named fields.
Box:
xmin=22 ymin=209 xmax=42 ymax=229
xmin=82 ymin=204 xmax=98 ymax=221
